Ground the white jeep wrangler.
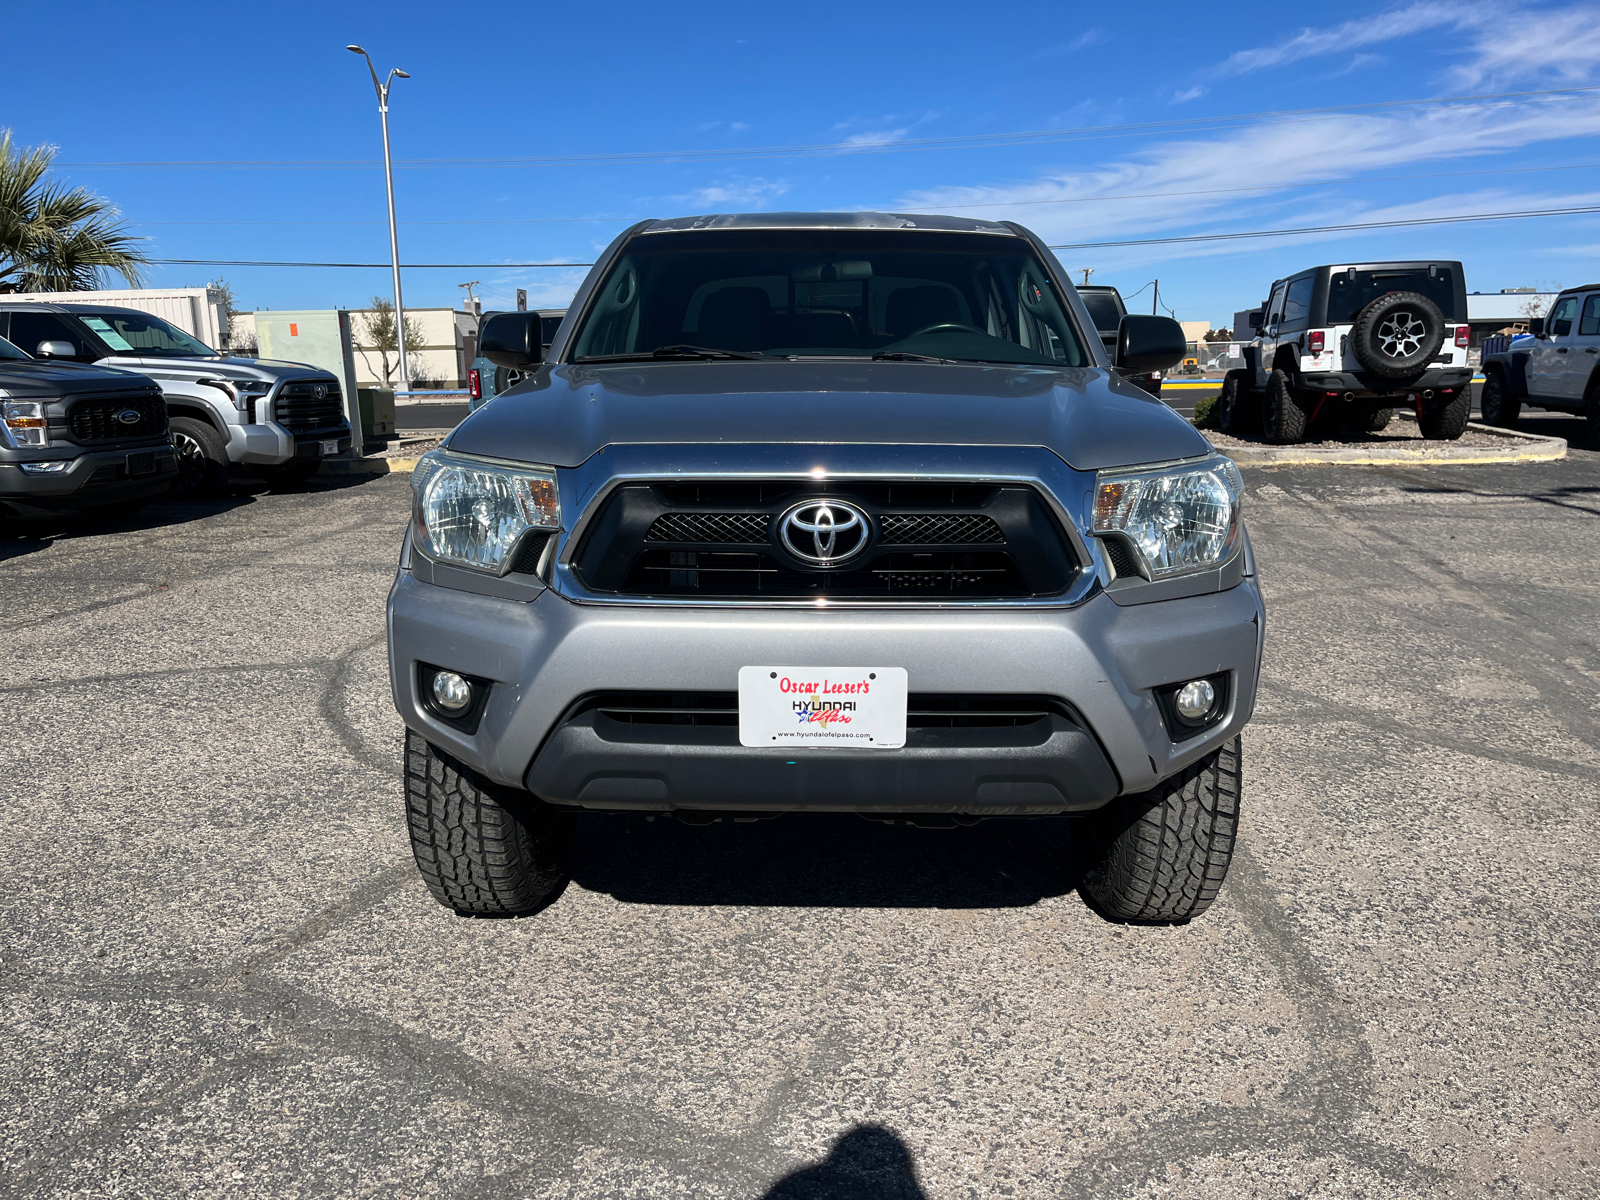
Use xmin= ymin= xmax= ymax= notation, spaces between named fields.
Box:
xmin=1218 ymin=260 xmax=1473 ymax=444
xmin=1480 ymin=285 xmax=1600 ymax=443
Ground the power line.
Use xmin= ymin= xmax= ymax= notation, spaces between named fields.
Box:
xmin=62 ymin=84 xmax=1600 ymax=172
xmin=146 ymin=202 xmax=1600 ymax=270
xmin=1044 ymin=203 xmax=1600 ymax=249
xmin=121 ymin=161 xmax=1600 ymax=229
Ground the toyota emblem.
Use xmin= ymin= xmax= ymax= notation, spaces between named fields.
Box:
xmin=115 ymin=408 xmax=141 ymax=425
xmin=313 ymin=384 xmax=327 ymax=399
xmin=780 ymin=499 xmax=870 ymax=567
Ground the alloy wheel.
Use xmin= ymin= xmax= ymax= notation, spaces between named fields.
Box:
xmin=172 ymin=430 xmax=207 ymax=493
xmin=1376 ymin=311 xmax=1425 ymax=359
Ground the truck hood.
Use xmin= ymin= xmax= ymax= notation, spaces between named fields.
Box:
xmin=97 ymin=354 xmax=337 ymax=383
xmin=0 ymin=357 xmax=153 ymax=398
xmin=448 ymin=360 xmax=1208 ymax=472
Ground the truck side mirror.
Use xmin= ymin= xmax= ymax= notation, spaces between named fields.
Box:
xmin=1116 ymin=315 xmax=1186 ymax=374
xmin=1246 ymin=310 xmax=1263 ymax=332
xmin=479 ymin=312 xmax=545 ymax=369
xmin=1529 ymin=317 xmax=1545 ymax=338
xmin=35 ymin=339 xmax=77 ymax=359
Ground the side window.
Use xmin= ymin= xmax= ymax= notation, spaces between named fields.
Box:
xmin=1266 ymin=283 xmax=1287 ymax=327
xmin=8 ymin=311 xmax=89 ymax=359
xmin=1579 ymin=295 xmax=1600 ymax=337
xmin=1282 ymin=276 xmax=1314 ymax=328
xmin=1549 ymin=296 xmax=1577 ymax=337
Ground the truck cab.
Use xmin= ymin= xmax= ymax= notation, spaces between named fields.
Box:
xmin=0 ymin=303 xmax=351 ymax=494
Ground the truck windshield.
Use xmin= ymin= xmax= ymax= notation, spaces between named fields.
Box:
xmin=81 ymin=311 xmax=217 ymax=358
xmin=1327 ymin=268 xmax=1459 ymax=323
xmin=0 ymin=334 xmax=29 ymax=361
xmin=569 ymin=230 xmax=1089 ymax=367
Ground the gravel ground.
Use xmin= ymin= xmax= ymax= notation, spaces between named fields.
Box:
xmin=2 ymin=451 xmax=1598 ymax=1198
xmin=1201 ymin=411 xmax=1517 ymax=450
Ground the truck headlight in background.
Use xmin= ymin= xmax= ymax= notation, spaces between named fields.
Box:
xmin=1 ymin=398 xmax=48 ymax=448
xmin=412 ymin=448 xmax=560 ymax=575
xmin=1092 ymin=456 xmax=1244 ymax=579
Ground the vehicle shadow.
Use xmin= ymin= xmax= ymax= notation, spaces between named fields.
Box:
xmin=568 ymin=811 xmax=1087 ymax=909
xmin=760 ymin=1125 xmax=928 ymax=1199
xmin=0 ymin=490 xmax=259 ymax=559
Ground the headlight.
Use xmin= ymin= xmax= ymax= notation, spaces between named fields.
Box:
xmin=2 ymin=398 xmax=48 ymax=448
xmin=412 ymin=448 xmax=560 ymax=574
xmin=1092 ymin=456 xmax=1243 ymax=579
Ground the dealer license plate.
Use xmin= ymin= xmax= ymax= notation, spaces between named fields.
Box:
xmin=320 ymin=439 xmax=339 ymax=455
xmin=738 ymin=666 xmax=908 ymax=749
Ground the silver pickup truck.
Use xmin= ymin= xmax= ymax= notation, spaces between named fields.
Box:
xmin=0 ymin=302 xmax=351 ymax=494
xmin=388 ymin=212 xmax=1263 ymax=926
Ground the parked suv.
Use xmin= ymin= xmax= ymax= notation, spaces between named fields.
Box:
xmin=0 ymin=303 xmax=351 ymax=493
xmin=0 ymin=333 xmax=176 ymax=514
xmin=389 ymin=212 xmax=1263 ymax=925
xmin=1219 ymin=261 xmax=1473 ymax=443
xmin=1077 ymin=285 xmax=1162 ymax=397
xmin=1480 ymin=284 xmax=1600 ymax=441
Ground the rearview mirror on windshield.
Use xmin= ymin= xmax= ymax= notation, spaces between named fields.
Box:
xmin=1115 ymin=315 xmax=1185 ymax=374
xmin=479 ymin=312 xmax=546 ymax=369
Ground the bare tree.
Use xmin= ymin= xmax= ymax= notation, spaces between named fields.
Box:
xmin=356 ymin=296 xmax=426 ymax=389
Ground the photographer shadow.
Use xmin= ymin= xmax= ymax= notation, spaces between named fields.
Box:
xmin=568 ymin=811 xmax=1087 ymax=910
xmin=762 ymin=1125 xmax=928 ymax=1199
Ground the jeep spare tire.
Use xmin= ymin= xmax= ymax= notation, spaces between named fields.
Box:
xmin=1350 ymin=291 xmax=1445 ymax=380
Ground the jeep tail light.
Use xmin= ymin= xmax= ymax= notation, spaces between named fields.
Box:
xmin=1454 ymin=325 xmax=1470 ymax=348
xmin=1308 ymin=331 xmax=1325 ymax=353
xmin=468 ymin=368 xmax=481 ymax=401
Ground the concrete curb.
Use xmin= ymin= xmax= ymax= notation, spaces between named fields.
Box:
xmin=1211 ymin=422 xmax=1567 ymax=467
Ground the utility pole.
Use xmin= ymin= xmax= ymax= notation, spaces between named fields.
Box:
xmin=1152 ymin=279 xmax=1159 ymax=316
xmin=1080 ymin=267 xmax=1095 ymax=286
xmin=458 ymin=280 xmax=481 ymax=319
xmin=348 ymin=44 xmax=411 ymax=396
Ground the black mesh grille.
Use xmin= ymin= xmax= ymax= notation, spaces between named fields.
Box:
xmin=647 ymin=512 xmax=769 ymax=543
xmin=511 ymin=532 xmax=551 ymax=575
xmin=572 ymin=480 xmax=1078 ymax=600
xmin=879 ymin=513 xmax=1004 ymax=544
xmin=1101 ymin=537 xmax=1141 ymax=580
xmin=66 ymin=392 xmax=166 ymax=442
xmin=274 ymin=381 xmax=344 ymax=431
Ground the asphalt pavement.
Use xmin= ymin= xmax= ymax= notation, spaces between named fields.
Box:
xmin=3 ymin=449 xmax=1598 ymax=1198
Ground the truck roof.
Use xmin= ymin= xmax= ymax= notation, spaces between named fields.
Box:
xmin=637 ymin=211 xmax=1017 ymax=236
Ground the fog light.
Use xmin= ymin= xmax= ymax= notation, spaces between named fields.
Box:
xmin=1175 ymin=679 xmax=1216 ymax=720
xmin=431 ymin=670 xmax=473 ymax=713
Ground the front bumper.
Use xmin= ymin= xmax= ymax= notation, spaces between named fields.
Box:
xmin=387 ymin=570 xmax=1265 ymax=813
xmin=1297 ymin=366 xmax=1471 ymax=398
xmin=0 ymin=443 xmax=177 ymax=510
xmin=231 ymin=420 xmax=352 ymax=465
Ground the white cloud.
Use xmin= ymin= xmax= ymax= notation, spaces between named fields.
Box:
xmin=1173 ymin=85 xmax=1207 ymax=104
xmin=842 ymin=128 xmax=910 ymax=147
xmin=895 ymin=93 xmax=1600 ymax=270
xmin=677 ymin=177 xmax=791 ymax=210
xmin=1028 ymin=28 xmax=1107 ymax=60
xmin=1215 ymin=1 xmax=1476 ymax=76
xmin=1448 ymin=7 xmax=1600 ymax=88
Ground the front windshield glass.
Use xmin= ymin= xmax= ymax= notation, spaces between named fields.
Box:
xmin=0 ymin=334 xmax=30 ymax=361
xmin=569 ymin=230 xmax=1090 ymax=367
xmin=81 ymin=311 xmax=216 ymax=357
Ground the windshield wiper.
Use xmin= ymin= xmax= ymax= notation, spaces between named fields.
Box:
xmin=576 ymin=345 xmax=769 ymax=363
xmin=870 ymin=351 xmax=957 ymax=364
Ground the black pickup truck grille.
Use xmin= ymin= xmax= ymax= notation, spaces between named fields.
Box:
xmin=66 ymin=391 xmax=167 ymax=442
xmin=573 ymin=481 xmax=1078 ymax=601
xmin=273 ymin=380 xmax=344 ymax=431
xmin=579 ymin=691 xmax=1077 ymax=729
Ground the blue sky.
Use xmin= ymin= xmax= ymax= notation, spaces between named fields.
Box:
xmin=8 ymin=0 xmax=1600 ymax=327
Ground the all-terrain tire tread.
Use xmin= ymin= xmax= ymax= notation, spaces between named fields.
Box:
xmin=1418 ymin=388 xmax=1472 ymax=440
xmin=1083 ymin=737 xmax=1241 ymax=923
xmin=403 ymin=729 xmax=571 ymax=916
xmin=1262 ymin=370 xmax=1308 ymax=444
xmin=1479 ymin=369 xmax=1519 ymax=429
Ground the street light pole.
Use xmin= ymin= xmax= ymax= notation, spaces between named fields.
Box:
xmin=347 ymin=45 xmax=411 ymax=396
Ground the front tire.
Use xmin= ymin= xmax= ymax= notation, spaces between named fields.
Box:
xmin=169 ymin=416 xmax=229 ymax=497
xmin=1261 ymin=369 xmax=1309 ymax=443
xmin=1081 ymin=737 xmax=1241 ymax=923
xmin=404 ymin=730 xmax=574 ymax=916
xmin=1366 ymin=407 xmax=1395 ymax=433
xmin=1586 ymin=383 xmax=1600 ymax=449
xmin=1418 ymin=388 xmax=1472 ymax=440
xmin=1479 ymin=370 xmax=1519 ymax=428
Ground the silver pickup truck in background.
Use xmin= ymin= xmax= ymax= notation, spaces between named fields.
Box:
xmin=0 ymin=302 xmax=351 ymax=494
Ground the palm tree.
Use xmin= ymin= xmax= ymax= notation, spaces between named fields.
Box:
xmin=0 ymin=131 xmax=148 ymax=293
